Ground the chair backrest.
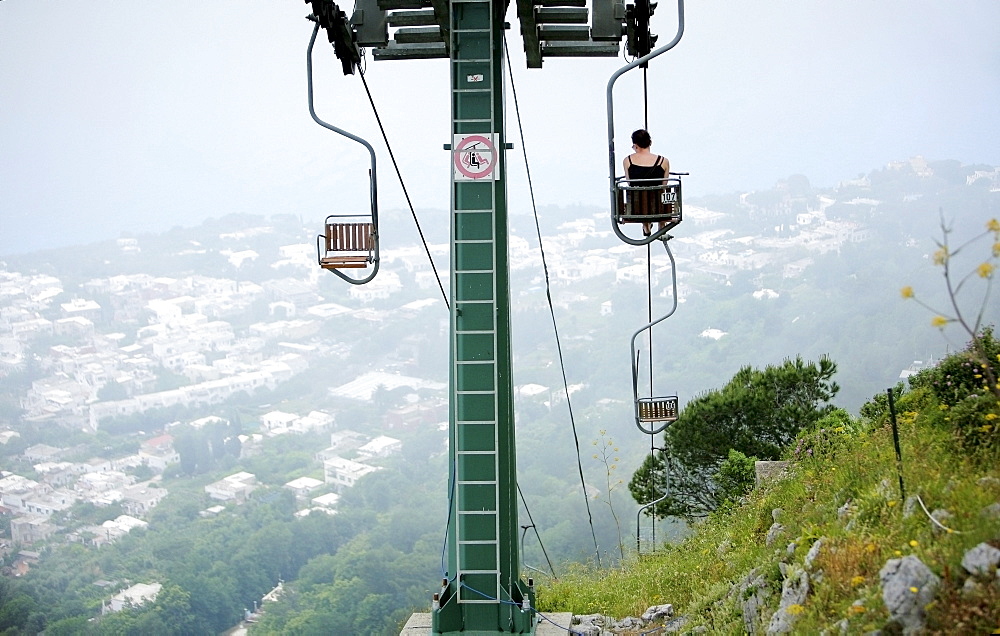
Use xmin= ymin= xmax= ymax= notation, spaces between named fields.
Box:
xmin=616 ymin=181 xmax=680 ymax=222
xmin=325 ymin=223 xmax=375 ymax=252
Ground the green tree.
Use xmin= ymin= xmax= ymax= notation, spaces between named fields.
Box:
xmin=713 ymin=449 xmax=758 ymax=508
xmin=629 ymin=356 xmax=839 ymax=519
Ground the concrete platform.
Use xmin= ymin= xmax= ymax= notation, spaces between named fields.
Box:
xmin=400 ymin=612 xmax=575 ymax=635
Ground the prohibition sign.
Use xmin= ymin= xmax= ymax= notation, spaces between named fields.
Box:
xmin=453 ymin=134 xmax=498 ymax=180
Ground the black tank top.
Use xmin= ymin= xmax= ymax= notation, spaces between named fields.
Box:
xmin=627 ymin=156 xmax=665 ymax=180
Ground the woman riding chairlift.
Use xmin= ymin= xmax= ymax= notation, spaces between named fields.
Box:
xmin=622 ymin=129 xmax=670 ymax=236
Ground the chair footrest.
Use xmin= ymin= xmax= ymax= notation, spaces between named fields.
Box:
xmin=320 ymin=255 xmax=371 ymax=269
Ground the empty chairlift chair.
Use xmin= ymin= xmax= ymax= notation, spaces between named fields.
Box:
xmin=317 ymin=215 xmax=377 ymax=269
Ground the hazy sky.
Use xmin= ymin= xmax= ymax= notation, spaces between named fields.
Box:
xmin=2 ymin=1 xmax=999 ymax=255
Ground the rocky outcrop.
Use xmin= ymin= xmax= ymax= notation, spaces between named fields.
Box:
xmin=879 ymin=555 xmax=940 ymax=634
xmin=570 ymin=604 xmax=675 ymax=635
xmin=766 ymin=566 xmax=809 ymax=634
xmin=961 ymin=542 xmax=1000 ymax=579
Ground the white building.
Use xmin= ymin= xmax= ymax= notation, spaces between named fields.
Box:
xmin=205 ymin=472 xmax=257 ymax=503
xmin=261 ymin=410 xmax=298 ymax=433
xmin=284 ymin=477 xmax=324 ymax=498
xmin=103 ymin=583 xmax=161 ymax=614
xmin=357 ymin=435 xmax=402 ymax=459
xmin=324 ymin=457 xmax=382 ymax=491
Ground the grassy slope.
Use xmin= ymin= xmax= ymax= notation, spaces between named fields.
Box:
xmin=537 ymin=386 xmax=1000 ymax=633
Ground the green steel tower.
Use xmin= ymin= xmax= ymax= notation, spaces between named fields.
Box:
xmin=435 ymin=1 xmax=528 ymax=630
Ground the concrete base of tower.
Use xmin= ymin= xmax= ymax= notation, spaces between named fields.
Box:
xmin=399 ymin=612 xmax=572 ymax=635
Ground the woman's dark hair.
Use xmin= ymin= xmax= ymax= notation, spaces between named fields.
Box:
xmin=631 ymin=129 xmax=652 ymax=148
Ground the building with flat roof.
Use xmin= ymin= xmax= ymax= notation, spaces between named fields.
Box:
xmin=103 ymin=583 xmax=161 ymax=614
xmin=323 ymin=457 xmax=381 ymax=491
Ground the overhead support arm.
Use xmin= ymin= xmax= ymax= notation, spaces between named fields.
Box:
xmin=516 ymin=0 xmax=543 ymax=68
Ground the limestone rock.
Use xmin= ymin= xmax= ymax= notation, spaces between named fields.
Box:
xmin=572 ymin=613 xmax=604 ymax=636
xmin=641 ymin=604 xmax=674 ymax=623
xmin=785 ymin=542 xmax=798 ymax=560
xmin=977 ymin=476 xmax=1000 ymax=488
xmin=981 ymin=502 xmax=1000 ymax=519
xmin=804 ymin=538 xmax=824 ymax=571
xmin=614 ymin=616 xmax=642 ymax=631
xmin=962 ymin=577 xmax=982 ymax=597
xmin=739 ymin=568 xmax=772 ymax=634
xmin=772 ymin=508 xmax=783 ymax=522
xmin=766 ymin=567 xmax=810 ymax=635
xmin=879 ymin=555 xmax=940 ymax=634
xmin=902 ymin=495 xmax=919 ymax=519
xmin=961 ymin=542 xmax=1000 ymax=578
xmin=766 ymin=522 xmax=786 ymax=547
xmin=877 ymin=478 xmax=895 ymax=499
xmin=662 ymin=615 xmax=688 ymax=632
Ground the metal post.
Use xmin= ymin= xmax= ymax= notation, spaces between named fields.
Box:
xmin=886 ymin=388 xmax=906 ymax=503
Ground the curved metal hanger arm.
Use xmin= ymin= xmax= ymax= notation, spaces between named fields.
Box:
xmin=307 ymin=22 xmax=380 ymax=285
xmin=630 ymin=238 xmax=679 ymax=434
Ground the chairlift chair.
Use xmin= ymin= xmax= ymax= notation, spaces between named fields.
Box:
xmin=636 ymin=395 xmax=678 ymax=424
xmin=614 ymin=173 xmax=684 ymax=238
xmin=317 ymin=214 xmax=377 ymax=270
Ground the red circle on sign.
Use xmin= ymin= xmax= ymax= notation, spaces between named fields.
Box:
xmin=454 ymin=135 xmax=496 ymax=179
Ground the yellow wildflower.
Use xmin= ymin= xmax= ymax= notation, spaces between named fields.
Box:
xmin=993 ymin=242 xmax=1000 ymax=257
xmin=900 ymin=286 xmax=914 ymax=299
xmin=933 ymin=248 xmax=948 ymax=265
xmin=909 ymin=540 xmax=919 ymax=548
xmin=910 ymin=586 xmax=919 ymax=594
xmin=786 ymin=604 xmax=805 ymax=616
xmin=988 ymin=218 xmax=1000 ymax=232
xmin=931 ymin=315 xmax=949 ymax=328
xmin=986 ymin=413 xmax=998 ymax=421
xmin=850 ymin=575 xmax=866 ymax=587
xmin=865 ymin=543 xmax=877 ymax=554
xmin=978 ymin=262 xmax=996 ymax=278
